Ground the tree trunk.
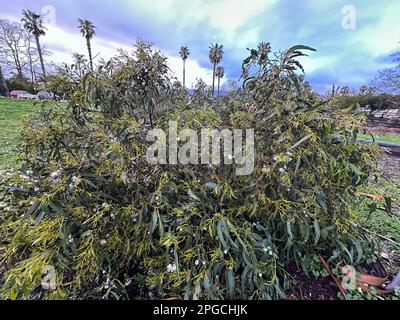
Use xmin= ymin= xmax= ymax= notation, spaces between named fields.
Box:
xmin=87 ymin=37 xmax=93 ymax=73
xmin=35 ymin=34 xmax=46 ymax=82
xmin=0 ymin=66 xmax=9 ymax=97
xmin=27 ymin=47 xmax=36 ymax=84
xmin=183 ymin=59 xmax=186 ymax=88
xmin=217 ymin=76 xmax=221 ymax=96
xmin=212 ymin=62 xmax=216 ymax=96
xmin=12 ymin=43 xmax=23 ymax=79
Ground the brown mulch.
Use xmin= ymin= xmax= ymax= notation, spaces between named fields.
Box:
xmin=379 ymin=154 xmax=400 ymax=184
xmin=284 ymin=263 xmax=339 ymax=300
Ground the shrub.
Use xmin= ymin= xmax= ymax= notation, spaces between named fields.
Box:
xmin=6 ymin=76 xmax=35 ymax=94
xmin=0 ymin=41 xmax=382 ymax=300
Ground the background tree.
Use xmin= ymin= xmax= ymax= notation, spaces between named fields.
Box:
xmin=0 ymin=66 xmax=9 ymax=96
xmin=78 ymin=19 xmax=96 ymax=72
xmin=72 ymin=52 xmax=88 ymax=77
xmin=21 ymin=10 xmax=47 ymax=82
xmin=208 ymin=43 xmax=224 ymax=96
xmin=373 ymin=50 xmax=400 ymax=94
xmin=179 ymin=46 xmax=190 ymax=88
xmin=216 ymin=66 xmax=224 ymax=96
xmin=0 ymin=20 xmax=29 ymax=79
xmin=25 ymin=33 xmax=40 ymax=84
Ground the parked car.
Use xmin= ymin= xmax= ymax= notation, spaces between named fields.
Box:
xmin=9 ymin=90 xmax=20 ymax=99
xmin=37 ymin=91 xmax=60 ymax=100
xmin=9 ymin=90 xmax=37 ymax=100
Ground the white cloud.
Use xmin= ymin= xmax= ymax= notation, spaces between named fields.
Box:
xmin=127 ymin=0 xmax=276 ymax=47
xmin=299 ymin=55 xmax=337 ymax=74
xmin=346 ymin=2 xmax=400 ymax=57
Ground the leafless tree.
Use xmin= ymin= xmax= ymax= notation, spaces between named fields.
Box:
xmin=373 ymin=51 xmax=400 ymax=95
xmin=0 ymin=19 xmax=51 ymax=85
xmin=0 ymin=20 xmax=29 ymax=78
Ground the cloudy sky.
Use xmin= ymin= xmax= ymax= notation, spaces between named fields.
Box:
xmin=1 ymin=0 xmax=399 ymax=92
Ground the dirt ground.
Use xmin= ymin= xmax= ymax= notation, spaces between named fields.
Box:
xmin=285 ymin=263 xmax=339 ymax=300
xmin=380 ymin=154 xmax=400 ymax=184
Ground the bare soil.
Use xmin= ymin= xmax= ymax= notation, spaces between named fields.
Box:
xmin=284 ymin=263 xmax=339 ymax=300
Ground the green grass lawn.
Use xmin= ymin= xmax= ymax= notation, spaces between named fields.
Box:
xmin=358 ymin=133 xmax=400 ymax=144
xmin=0 ymin=97 xmax=45 ymax=167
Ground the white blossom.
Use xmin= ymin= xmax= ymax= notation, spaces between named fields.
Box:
xmin=50 ymin=169 xmax=62 ymax=178
xmin=167 ymin=263 xmax=177 ymax=273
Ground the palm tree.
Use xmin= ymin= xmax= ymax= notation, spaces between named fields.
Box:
xmin=21 ymin=10 xmax=47 ymax=81
xmin=78 ymin=19 xmax=96 ymax=72
xmin=179 ymin=46 xmax=190 ymax=88
xmin=72 ymin=53 xmax=87 ymax=76
xmin=208 ymin=43 xmax=224 ymax=96
xmin=257 ymin=41 xmax=271 ymax=58
xmin=216 ymin=66 xmax=225 ymax=96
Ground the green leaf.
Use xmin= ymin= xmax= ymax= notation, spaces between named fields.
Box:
xmin=288 ymin=45 xmax=317 ymax=53
xmin=205 ymin=182 xmax=218 ymax=190
xmin=150 ymin=209 xmax=158 ymax=233
xmin=24 ymin=201 xmax=40 ymax=219
xmin=49 ymin=201 xmax=67 ymax=216
xmin=217 ymin=221 xmax=229 ymax=250
xmin=188 ymin=189 xmax=201 ymax=201
xmin=313 ymin=220 xmax=321 ymax=245
xmin=34 ymin=211 xmax=45 ymax=225
xmin=349 ymin=163 xmax=362 ymax=176
xmin=288 ymin=134 xmax=312 ymax=150
xmin=225 ymin=269 xmax=235 ymax=299
xmin=287 ymin=221 xmax=293 ymax=240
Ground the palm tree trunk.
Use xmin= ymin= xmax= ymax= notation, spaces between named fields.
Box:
xmin=27 ymin=48 xmax=35 ymax=84
xmin=0 ymin=66 xmax=9 ymax=97
xmin=35 ymin=34 xmax=46 ymax=82
xmin=212 ymin=63 xmax=216 ymax=96
xmin=183 ymin=59 xmax=186 ymax=88
xmin=87 ymin=37 xmax=94 ymax=73
xmin=217 ymin=76 xmax=221 ymax=96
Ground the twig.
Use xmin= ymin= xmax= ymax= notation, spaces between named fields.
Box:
xmin=355 ymin=224 xmax=400 ymax=246
xmin=318 ymin=255 xmax=348 ymax=299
